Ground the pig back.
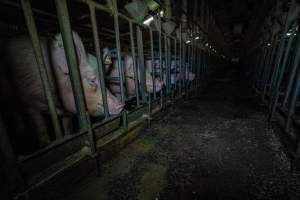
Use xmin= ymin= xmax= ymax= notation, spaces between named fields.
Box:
xmin=4 ymin=36 xmax=58 ymax=111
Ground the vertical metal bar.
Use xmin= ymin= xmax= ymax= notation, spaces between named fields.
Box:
xmin=150 ymin=29 xmax=156 ymax=100
xmin=269 ymin=37 xmax=285 ymax=98
xmin=164 ymin=35 xmax=169 ymax=94
xmin=283 ymin=28 xmax=300 ymax=107
xmin=89 ymin=4 xmax=109 ymax=118
xmin=286 ymin=73 xmax=300 ymax=131
xmin=183 ymin=44 xmax=187 ymax=93
xmin=21 ymin=0 xmax=62 ymax=140
xmin=158 ymin=24 xmax=164 ymax=108
xmin=55 ymin=0 xmax=87 ymax=129
xmin=174 ymin=38 xmax=177 ymax=92
xmin=270 ymin=27 xmax=297 ymax=120
xmin=136 ymin=26 xmax=146 ymax=103
xmin=191 ymin=41 xmax=195 ymax=89
xmin=257 ymin=48 xmax=268 ymax=89
xmin=269 ymin=7 xmax=292 ymax=99
xmin=179 ymin=25 xmax=183 ymax=96
xmin=129 ymin=21 xmax=140 ymax=106
xmin=168 ymin=38 xmax=171 ymax=95
xmin=263 ymin=36 xmax=278 ymax=101
xmin=112 ymin=0 xmax=128 ymax=129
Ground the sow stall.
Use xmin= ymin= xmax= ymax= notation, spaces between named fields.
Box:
xmin=0 ymin=0 xmax=223 ymax=198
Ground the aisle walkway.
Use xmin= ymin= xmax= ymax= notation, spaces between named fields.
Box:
xmin=60 ymin=69 xmax=300 ymax=200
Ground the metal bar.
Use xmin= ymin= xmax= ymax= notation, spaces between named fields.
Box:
xmin=55 ymin=0 xmax=88 ymax=129
xmin=179 ymin=24 xmax=183 ymax=96
xmin=263 ymin=35 xmax=278 ymax=100
xmin=183 ymin=44 xmax=187 ymax=93
xmin=111 ymin=0 xmax=128 ymax=129
xmin=21 ymin=0 xmax=62 ymax=140
xmin=164 ymin=35 xmax=169 ymax=94
xmin=270 ymin=27 xmax=297 ymax=120
xmin=286 ymin=73 xmax=300 ymax=131
xmin=129 ymin=21 xmax=140 ymax=106
xmin=257 ymin=47 xmax=268 ymax=89
xmin=269 ymin=33 xmax=286 ymax=100
xmin=283 ymin=27 xmax=300 ymax=107
xmin=136 ymin=26 xmax=146 ymax=103
xmin=158 ymin=21 xmax=164 ymax=108
xmin=168 ymin=38 xmax=171 ymax=95
xmin=150 ymin=29 xmax=156 ymax=100
xmin=174 ymin=38 xmax=177 ymax=92
xmin=89 ymin=4 xmax=109 ymax=118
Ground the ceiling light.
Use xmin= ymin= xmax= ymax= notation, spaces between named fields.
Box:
xmin=195 ymin=36 xmax=200 ymax=40
xmin=186 ymin=40 xmax=191 ymax=44
xmin=160 ymin=10 xmax=164 ymax=17
xmin=143 ymin=16 xmax=154 ymax=26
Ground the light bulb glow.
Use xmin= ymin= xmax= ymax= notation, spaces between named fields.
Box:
xmin=143 ymin=16 xmax=154 ymax=26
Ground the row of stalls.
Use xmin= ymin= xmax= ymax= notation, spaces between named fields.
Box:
xmin=0 ymin=0 xmax=225 ymax=198
xmin=245 ymin=0 xmax=300 ymax=165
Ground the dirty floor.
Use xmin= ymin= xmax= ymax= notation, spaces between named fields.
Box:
xmin=59 ymin=69 xmax=300 ymax=200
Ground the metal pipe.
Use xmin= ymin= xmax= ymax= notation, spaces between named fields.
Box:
xmin=55 ymin=0 xmax=88 ymax=129
xmin=164 ymin=35 xmax=170 ymax=94
xmin=174 ymin=38 xmax=177 ymax=92
xmin=179 ymin=24 xmax=183 ymax=95
xmin=89 ymin=4 xmax=109 ymax=118
xmin=270 ymin=26 xmax=297 ymax=120
xmin=286 ymin=73 xmax=300 ymax=131
xmin=21 ymin=0 xmax=62 ymax=141
xmin=136 ymin=26 xmax=146 ymax=103
xmin=150 ymin=30 xmax=156 ymax=100
xmin=111 ymin=0 xmax=128 ymax=129
xmin=159 ymin=19 xmax=164 ymax=108
xmin=129 ymin=21 xmax=140 ymax=106
xmin=283 ymin=27 xmax=300 ymax=107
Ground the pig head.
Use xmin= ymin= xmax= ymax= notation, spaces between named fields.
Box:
xmin=104 ymin=51 xmax=163 ymax=100
xmin=51 ymin=32 xmax=123 ymax=116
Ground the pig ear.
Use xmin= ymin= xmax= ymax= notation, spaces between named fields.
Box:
xmin=72 ymin=32 xmax=88 ymax=66
xmin=51 ymin=33 xmax=70 ymax=75
xmin=102 ymin=48 xmax=112 ymax=65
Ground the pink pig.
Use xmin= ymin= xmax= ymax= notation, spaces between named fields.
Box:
xmin=103 ymin=51 xmax=163 ymax=100
xmin=51 ymin=32 xmax=124 ymax=116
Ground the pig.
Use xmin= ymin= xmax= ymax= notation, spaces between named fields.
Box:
xmin=3 ymin=32 xmax=123 ymax=147
xmin=4 ymin=36 xmax=59 ymax=146
xmin=146 ymin=60 xmax=183 ymax=86
xmin=146 ymin=60 xmax=196 ymax=87
xmin=51 ymin=32 xmax=124 ymax=116
xmin=99 ymin=51 xmax=163 ymax=100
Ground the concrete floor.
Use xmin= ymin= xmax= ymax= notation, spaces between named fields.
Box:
xmin=58 ymin=69 xmax=300 ymax=200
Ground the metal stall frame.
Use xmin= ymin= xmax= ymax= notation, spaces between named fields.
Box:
xmin=1 ymin=0 xmax=213 ymax=198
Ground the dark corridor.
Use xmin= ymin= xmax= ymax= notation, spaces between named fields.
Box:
xmin=49 ymin=68 xmax=300 ymax=200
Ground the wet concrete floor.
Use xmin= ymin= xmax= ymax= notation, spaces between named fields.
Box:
xmin=59 ymin=69 xmax=300 ymax=200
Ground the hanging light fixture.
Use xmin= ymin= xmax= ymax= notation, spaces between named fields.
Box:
xmin=143 ymin=15 xmax=154 ymax=26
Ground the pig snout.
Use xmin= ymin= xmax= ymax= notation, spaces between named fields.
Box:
xmin=108 ymin=103 xmax=124 ymax=115
xmin=106 ymin=89 xmax=124 ymax=115
xmin=146 ymin=78 xmax=163 ymax=93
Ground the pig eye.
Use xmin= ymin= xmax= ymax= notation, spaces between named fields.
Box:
xmin=125 ymin=76 xmax=135 ymax=80
xmin=88 ymin=78 xmax=98 ymax=88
